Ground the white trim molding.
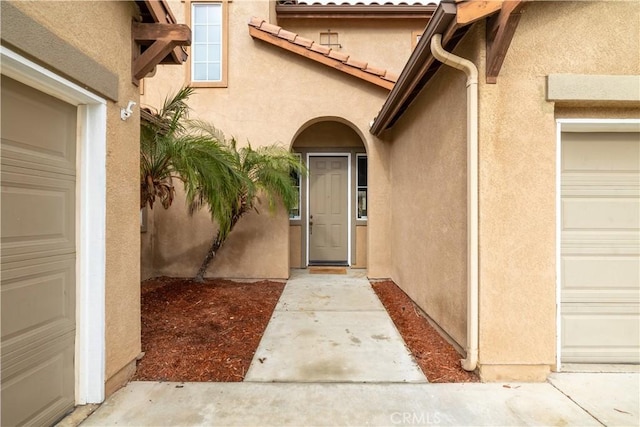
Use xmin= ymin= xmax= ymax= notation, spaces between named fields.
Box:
xmin=1 ymin=46 xmax=107 ymax=404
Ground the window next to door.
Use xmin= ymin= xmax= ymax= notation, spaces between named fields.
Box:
xmin=357 ymin=154 xmax=367 ymax=220
xmin=290 ymin=153 xmax=302 ymax=220
xmin=189 ymin=1 xmax=228 ymax=87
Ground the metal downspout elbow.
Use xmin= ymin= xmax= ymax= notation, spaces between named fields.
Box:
xmin=430 ymin=33 xmax=479 ymax=373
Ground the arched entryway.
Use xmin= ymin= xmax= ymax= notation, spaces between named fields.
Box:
xmin=289 ymin=118 xmax=368 ymax=269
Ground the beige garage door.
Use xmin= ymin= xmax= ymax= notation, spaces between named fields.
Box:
xmin=1 ymin=76 xmax=76 ymax=425
xmin=561 ymin=131 xmax=640 ymax=363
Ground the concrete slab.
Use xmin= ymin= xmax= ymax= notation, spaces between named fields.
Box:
xmin=549 ymin=372 xmax=640 ymax=427
xmin=244 ymin=311 xmax=425 ymax=382
xmin=82 ymin=381 xmax=601 ymax=426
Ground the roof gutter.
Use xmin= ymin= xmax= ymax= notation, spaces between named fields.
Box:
xmin=430 ymin=33 xmax=479 ymax=373
xmin=369 ymin=0 xmax=457 ymax=136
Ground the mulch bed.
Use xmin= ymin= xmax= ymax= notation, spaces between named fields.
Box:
xmin=133 ymin=276 xmax=478 ymax=383
xmin=133 ymin=277 xmax=285 ymax=382
xmin=372 ymin=280 xmax=479 ymax=383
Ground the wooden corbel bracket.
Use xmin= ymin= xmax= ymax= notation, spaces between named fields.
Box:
xmin=485 ymin=0 xmax=528 ymax=84
xmin=132 ymin=22 xmax=191 ymax=82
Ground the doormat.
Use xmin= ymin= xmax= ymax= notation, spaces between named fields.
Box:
xmin=309 ymin=267 xmax=347 ymax=275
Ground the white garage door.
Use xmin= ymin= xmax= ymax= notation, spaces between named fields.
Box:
xmin=561 ymin=131 xmax=640 ymax=364
xmin=1 ymin=76 xmax=77 ymax=425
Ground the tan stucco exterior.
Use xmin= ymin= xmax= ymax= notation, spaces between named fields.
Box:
xmin=273 ymin=18 xmax=427 ymax=74
xmin=140 ymin=0 xmax=639 ymax=381
xmin=386 ymin=40 xmax=470 ymax=347
xmin=477 ymin=0 xmax=639 ymax=380
xmin=5 ymin=0 xmax=142 ymax=394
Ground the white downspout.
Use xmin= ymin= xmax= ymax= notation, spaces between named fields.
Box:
xmin=430 ymin=33 xmax=479 ymax=372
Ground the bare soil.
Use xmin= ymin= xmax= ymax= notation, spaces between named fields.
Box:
xmin=134 ymin=276 xmax=478 ymax=383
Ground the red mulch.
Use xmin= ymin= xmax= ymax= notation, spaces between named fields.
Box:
xmin=372 ymin=280 xmax=479 ymax=383
xmin=133 ymin=277 xmax=285 ymax=382
xmin=134 ymin=276 xmax=478 ymax=383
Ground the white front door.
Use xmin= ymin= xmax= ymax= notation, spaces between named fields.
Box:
xmin=308 ymin=156 xmax=349 ymax=264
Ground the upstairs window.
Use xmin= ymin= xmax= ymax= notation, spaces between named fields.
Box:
xmin=357 ymin=154 xmax=367 ymax=220
xmin=190 ymin=2 xmax=228 ymax=87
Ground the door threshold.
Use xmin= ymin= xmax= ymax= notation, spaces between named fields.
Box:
xmin=308 ymin=261 xmax=349 ymax=266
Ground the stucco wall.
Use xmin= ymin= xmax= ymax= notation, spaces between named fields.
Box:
xmin=9 ymin=0 xmax=142 ymax=392
xmin=476 ymin=0 xmax=640 ymax=380
xmin=384 ymin=0 xmax=639 ymax=381
xmin=141 ymin=0 xmax=403 ymax=279
xmin=386 ymin=33 xmax=471 ymax=349
xmin=274 ymin=18 xmax=427 ymax=76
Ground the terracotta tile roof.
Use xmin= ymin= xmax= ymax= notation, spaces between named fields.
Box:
xmin=276 ymin=0 xmax=437 ymax=19
xmin=248 ymin=17 xmax=397 ymax=90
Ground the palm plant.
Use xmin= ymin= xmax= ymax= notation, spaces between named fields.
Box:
xmin=140 ymin=87 xmax=305 ymax=281
xmin=193 ymin=130 xmax=306 ymax=282
xmin=140 ymin=87 xmax=240 ymax=212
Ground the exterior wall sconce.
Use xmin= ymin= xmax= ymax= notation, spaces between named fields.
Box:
xmin=120 ymin=100 xmax=137 ymax=121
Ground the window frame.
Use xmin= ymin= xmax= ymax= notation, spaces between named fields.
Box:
xmin=356 ymin=154 xmax=367 ymax=221
xmin=186 ymin=0 xmax=229 ymax=88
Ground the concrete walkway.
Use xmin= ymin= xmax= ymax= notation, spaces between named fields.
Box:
xmin=244 ymin=269 xmax=425 ymax=383
xmin=78 ymin=270 xmax=640 ymax=426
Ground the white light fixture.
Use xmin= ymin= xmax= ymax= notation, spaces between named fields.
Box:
xmin=120 ymin=100 xmax=136 ymax=121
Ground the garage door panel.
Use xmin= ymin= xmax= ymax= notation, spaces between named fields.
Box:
xmin=562 ymin=303 xmax=640 ymax=363
xmin=562 ymin=256 xmax=640 ymax=303
xmin=1 ymin=257 xmax=75 ymax=342
xmin=1 ymin=169 xmax=75 ymax=262
xmin=562 ymin=132 xmax=640 ymax=172
xmin=1 ymin=334 xmax=74 ymax=427
xmin=562 ymin=197 xmax=639 ymax=230
xmin=1 ymin=76 xmax=76 ymax=175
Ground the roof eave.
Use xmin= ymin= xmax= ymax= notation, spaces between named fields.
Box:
xmin=275 ymin=4 xmax=436 ymax=19
xmin=370 ymin=0 xmax=459 ymax=136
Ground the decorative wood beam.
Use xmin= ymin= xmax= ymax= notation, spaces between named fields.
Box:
xmin=133 ymin=22 xmax=191 ymax=43
xmin=249 ymin=26 xmax=394 ymax=90
xmin=138 ymin=1 xmax=185 ymax=66
xmin=486 ymin=0 xmax=527 ymax=84
xmin=132 ymin=22 xmax=191 ymax=82
xmin=456 ymin=1 xmax=502 ymax=25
